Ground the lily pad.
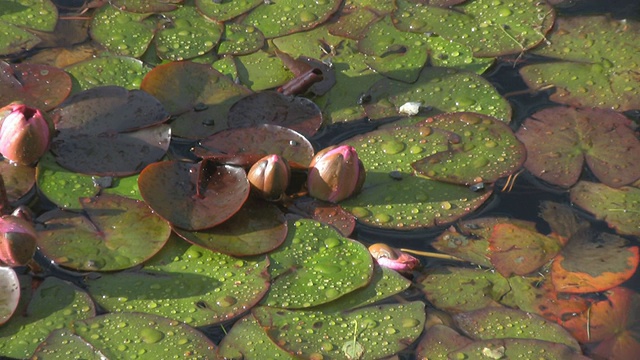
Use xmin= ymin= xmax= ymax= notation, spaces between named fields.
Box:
xmin=392 ymin=0 xmax=555 ymax=57
xmin=174 ymin=198 xmax=287 ymax=256
xmin=110 ymin=0 xmax=183 ymax=13
xmin=551 ymin=227 xmax=639 ymax=293
xmin=90 ymin=5 xmax=155 ymax=58
xmin=516 ymin=106 xmax=640 ymax=187
xmin=31 ymin=328 xmax=105 ymax=360
xmin=218 ymin=314 xmax=297 ymax=359
xmin=416 ymin=324 xmax=473 ymax=360
xmin=0 ymin=61 xmax=71 ymax=110
xmin=64 ymin=55 xmax=151 ymax=91
xmin=521 ymin=16 xmax=640 ymax=111
xmin=0 ymin=277 xmax=96 ymax=359
xmin=241 ymin=0 xmax=342 ymax=39
xmin=138 ymin=160 xmax=250 ymax=230
xmin=217 ymin=23 xmax=265 ymax=56
xmin=0 ymin=21 xmax=42 ymax=56
xmin=196 ymin=0 xmax=263 ymax=22
xmin=252 ymin=301 xmax=425 ymax=360
xmin=51 ymin=86 xmax=170 ymax=176
xmin=288 ymin=197 xmax=356 ymax=237
xmin=70 ymin=312 xmax=217 ymax=358
xmin=261 ymin=219 xmax=373 ymax=308
xmin=140 ymin=60 xmax=252 ymax=139
xmin=450 ymin=338 xmax=589 ymax=360
xmin=0 ymin=0 xmax=58 ymax=55
xmin=0 ymin=159 xmax=35 ymax=204
xmin=364 ymin=67 xmax=512 ymax=122
xmin=570 ymin=181 xmax=640 ymax=236
xmin=227 ymin=92 xmax=323 ymax=138
xmin=235 ymin=50 xmax=294 ymax=91
xmin=0 ymin=266 xmax=19 ymax=326
xmin=87 ymin=234 xmax=270 ymax=326
xmin=36 ymin=194 xmax=171 ymax=271
xmin=36 ymin=152 xmax=99 ymax=209
xmin=195 ymin=124 xmax=314 ymax=166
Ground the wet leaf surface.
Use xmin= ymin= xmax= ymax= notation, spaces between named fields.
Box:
xmin=0 ymin=61 xmax=71 ymax=110
xmin=450 ymin=338 xmax=589 ymax=360
xmin=261 ymin=219 xmax=373 ymax=308
xmin=0 ymin=0 xmax=57 ymax=54
xmin=252 ymin=301 xmax=425 ymax=359
xmin=110 ymin=0 xmax=183 ymax=13
xmin=235 ymin=50 xmax=294 ymax=91
xmin=218 ymin=314 xmax=296 ymax=359
xmin=0 ymin=266 xmax=19 ymax=326
xmin=217 ymin=23 xmax=265 ymax=56
xmin=64 ymin=55 xmax=151 ymax=91
xmin=87 ymin=234 xmax=270 ymax=326
xmin=416 ymin=324 xmax=473 ymax=360
xmin=521 ymin=16 xmax=640 ymax=111
xmin=516 ymin=106 xmax=640 ymax=187
xmin=288 ymin=197 xmax=356 ymax=237
xmin=0 ymin=159 xmax=35 ymax=204
xmin=196 ymin=0 xmax=262 ymax=22
xmin=51 ymin=86 xmax=170 ymax=176
xmin=36 ymin=194 xmax=171 ymax=271
xmin=90 ymin=5 xmax=155 ymax=58
xmin=31 ymin=328 xmax=105 ymax=360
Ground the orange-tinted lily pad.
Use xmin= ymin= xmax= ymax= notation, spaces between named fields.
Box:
xmin=516 ymin=106 xmax=640 ymax=188
xmin=0 ymin=61 xmax=71 ymax=111
xmin=551 ymin=227 xmax=640 ymax=293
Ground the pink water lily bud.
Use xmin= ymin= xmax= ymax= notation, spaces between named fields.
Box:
xmin=368 ymin=243 xmax=420 ymax=273
xmin=247 ymin=154 xmax=291 ymax=201
xmin=0 ymin=103 xmax=50 ymax=165
xmin=0 ymin=215 xmax=37 ymax=267
xmin=307 ymin=145 xmax=366 ymax=203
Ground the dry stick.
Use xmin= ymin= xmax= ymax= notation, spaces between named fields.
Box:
xmin=399 ymin=248 xmax=465 ymax=262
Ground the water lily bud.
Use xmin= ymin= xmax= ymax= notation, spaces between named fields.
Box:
xmin=368 ymin=243 xmax=420 ymax=273
xmin=0 ymin=103 xmax=50 ymax=165
xmin=0 ymin=215 xmax=37 ymax=267
xmin=307 ymin=145 xmax=366 ymax=203
xmin=247 ymin=154 xmax=291 ymax=201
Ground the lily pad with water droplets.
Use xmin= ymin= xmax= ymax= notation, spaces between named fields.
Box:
xmin=218 ymin=314 xmax=297 ymax=359
xmin=521 ymin=16 xmax=640 ymax=111
xmin=0 ymin=22 xmax=42 ymax=56
xmin=450 ymin=338 xmax=589 ymax=360
xmin=416 ymin=324 xmax=473 ymax=359
xmin=64 ymin=55 xmax=151 ymax=92
xmin=36 ymin=194 xmax=171 ymax=271
xmin=0 ymin=0 xmax=57 ymax=55
xmin=217 ymin=23 xmax=265 ymax=56
xmin=196 ymin=0 xmax=262 ymax=22
xmin=0 ymin=266 xmax=19 ymax=326
xmin=51 ymin=86 xmax=170 ymax=176
xmin=288 ymin=197 xmax=356 ymax=237
xmin=252 ymin=301 xmax=425 ymax=360
xmin=570 ymin=181 xmax=640 ymax=236
xmin=110 ymin=0 xmax=183 ymax=13
xmin=31 ymin=328 xmax=105 ymax=360
xmin=90 ymin=5 xmax=155 ymax=58
xmin=87 ymin=234 xmax=270 ymax=327
xmin=0 ymin=61 xmax=71 ymax=110
xmin=235 ymin=50 xmax=295 ymax=91
xmin=516 ymin=106 xmax=640 ymax=188
xmin=261 ymin=219 xmax=373 ymax=309
xmin=0 ymin=277 xmax=96 ymax=359
xmin=138 ymin=160 xmax=250 ymax=230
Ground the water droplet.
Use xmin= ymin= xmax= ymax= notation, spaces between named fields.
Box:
xmin=140 ymin=328 xmax=164 ymax=344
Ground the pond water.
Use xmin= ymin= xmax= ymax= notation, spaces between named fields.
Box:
xmin=1 ymin=0 xmax=640 ymax=359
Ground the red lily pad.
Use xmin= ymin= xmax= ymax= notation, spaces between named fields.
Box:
xmin=488 ymin=223 xmax=562 ymax=277
xmin=173 ymin=198 xmax=287 ymax=256
xmin=551 ymin=227 xmax=640 ymax=293
xmin=141 ymin=61 xmax=252 ymax=139
xmin=0 ymin=61 xmax=71 ymax=111
xmin=0 ymin=266 xmax=19 ymax=326
xmin=516 ymin=106 xmax=640 ymax=188
xmin=570 ymin=181 xmax=640 ymax=236
xmin=35 ymin=194 xmax=172 ymax=271
xmin=51 ymin=86 xmax=170 ymax=176
xmin=138 ymin=159 xmax=250 ymax=230
xmin=227 ymin=91 xmax=323 ymax=138
xmin=194 ymin=124 xmax=314 ymax=167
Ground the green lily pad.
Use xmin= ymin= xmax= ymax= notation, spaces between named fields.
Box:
xmin=0 ymin=61 xmax=71 ymax=111
xmin=521 ymin=16 xmax=640 ymax=111
xmin=212 ymin=55 xmax=238 ymax=79
xmin=570 ymin=181 xmax=640 ymax=236
xmin=138 ymin=160 xmax=250 ymax=230
xmin=393 ymin=0 xmax=555 ymax=57
xmin=174 ymin=198 xmax=287 ymax=256
xmin=288 ymin=197 xmax=356 ymax=237
xmin=411 ymin=113 xmax=526 ymax=185
xmin=516 ymin=106 xmax=640 ymax=188
xmin=261 ymin=219 xmax=374 ymax=308
xmin=454 ymin=307 xmax=581 ymax=351
xmin=196 ymin=0 xmax=263 ymax=22
xmin=235 ymin=50 xmax=294 ymax=91
xmin=70 ymin=312 xmax=217 ymax=358
xmin=36 ymin=152 xmax=99 ymax=209
xmin=90 ymin=5 xmax=155 ymax=58
xmin=0 ymin=0 xmax=57 ymax=32
xmin=110 ymin=0 xmax=183 ymax=13
xmin=0 ymin=277 xmax=96 ymax=359
xmin=87 ymin=234 xmax=270 ymax=327
xmin=327 ymin=5 xmax=382 ymax=40
xmin=217 ymin=23 xmax=265 ymax=55
xmin=450 ymin=338 xmax=589 ymax=360
xmin=31 ymin=328 xmax=105 ymax=360
xmin=65 ymin=55 xmax=151 ymax=92
xmin=419 ymin=267 xmax=511 ymax=313
xmin=416 ymin=324 xmax=473 ymax=360
xmin=36 ymin=194 xmax=172 ymax=271
xmin=218 ymin=314 xmax=297 ymax=359
xmin=252 ymin=301 xmax=425 ymax=360
xmin=241 ymin=0 xmax=342 ymax=39
xmin=364 ymin=67 xmax=512 ymax=122
xmin=0 ymin=20 xmax=41 ymax=56
xmin=0 ymin=266 xmax=19 ymax=326
xmin=0 ymin=158 xmax=35 ymax=203
xmin=155 ymin=3 xmax=223 ymax=61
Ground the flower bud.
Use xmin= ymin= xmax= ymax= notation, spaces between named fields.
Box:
xmin=368 ymin=243 xmax=420 ymax=273
xmin=0 ymin=215 xmax=37 ymax=267
xmin=247 ymin=154 xmax=291 ymax=201
xmin=307 ymin=145 xmax=366 ymax=203
xmin=0 ymin=103 xmax=50 ymax=165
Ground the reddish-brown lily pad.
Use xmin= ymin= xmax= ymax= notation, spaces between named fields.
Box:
xmin=287 ymin=197 xmax=356 ymax=237
xmin=138 ymin=160 xmax=250 ymax=231
xmin=51 ymin=86 xmax=170 ymax=176
xmin=0 ymin=61 xmax=71 ymax=111
xmin=551 ymin=227 xmax=640 ymax=293
xmin=35 ymin=194 xmax=172 ymax=271
xmin=194 ymin=124 xmax=314 ymax=167
xmin=173 ymin=198 xmax=287 ymax=256
xmin=0 ymin=159 xmax=35 ymax=203
xmin=516 ymin=106 xmax=640 ymax=188
xmin=140 ymin=61 xmax=252 ymax=139
xmin=227 ymin=91 xmax=323 ymax=138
